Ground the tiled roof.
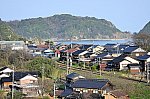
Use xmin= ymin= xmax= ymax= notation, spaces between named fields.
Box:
xmin=60 ymin=49 xmax=77 ymax=53
xmin=104 ymin=43 xmax=116 ymax=48
xmin=95 ymin=52 xmax=110 ymax=58
xmin=13 ymin=72 xmax=38 ymax=81
xmin=1 ymin=71 xmax=38 ymax=82
xmin=123 ymin=46 xmax=139 ymax=53
xmin=109 ymin=55 xmax=127 ymax=63
xmin=60 ymin=49 xmax=66 ymax=52
xmin=79 ymin=45 xmax=92 ymax=50
xmin=66 ymin=49 xmax=77 ymax=53
xmin=60 ymin=89 xmax=73 ymax=97
xmin=66 ymin=73 xmax=80 ymax=80
xmin=72 ymin=79 xmax=109 ymax=89
xmin=0 ymin=66 xmax=8 ymax=71
xmin=137 ymin=54 xmax=150 ymax=60
xmin=72 ymin=50 xmax=86 ymax=55
xmin=118 ymin=45 xmax=129 ymax=50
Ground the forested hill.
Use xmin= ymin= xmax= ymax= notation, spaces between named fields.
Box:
xmin=0 ymin=19 xmax=20 ymax=41
xmin=8 ymin=14 xmax=131 ymax=40
xmin=139 ymin=21 xmax=150 ymax=34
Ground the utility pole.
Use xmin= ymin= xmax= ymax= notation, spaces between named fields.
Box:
xmin=42 ymin=64 xmax=45 ymax=97
xmin=53 ymin=81 xmax=56 ymax=99
xmin=147 ymin=62 xmax=150 ymax=83
xmin=99 ymin=57 xmax=101 ymax=76
xmin=12 ymin=64 xmax=14 ymax=99
xmin=116 ymin=43 xmax=119 ymax=57
xmin=70 ymin=42 xmax=72 ymax=72
xmin=67 ymin=51 xmax=69 ymax=75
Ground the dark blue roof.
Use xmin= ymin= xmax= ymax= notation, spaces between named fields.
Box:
xmin=13 ymin=72 xmax=38 ymax=81
xmin=72 ymin=79 xmax=109 ymax=89
xmin=109 ymin=55 xmax=127 ymax=64
xmin=60 ymin=89 xmax=73 ymax=97
xmin=72 ymin=50 xmax=85 ymax=55
xmin=27 ymin=45 xmax=37 ymax=49
xmin=137 ymin=54 xmax=150 ymax=61
xmin=66 ymin=73 xmax=80 ymax=80
xmin=92 ymin=45 xmax=99 ymax=48
xmin=127 ymin=63 xmax=141 ymax=68
xmin=104 ymin=43 xmax=116 ymax=48
xmin=1 ymin=71 xmax=38 ymax=82
xmin=123 ymin=46 xmax=139 ymax=53
xmin=79 ymin=45 xmax=92 ymax=50
xmin=95 ymin=52 xmax=109 ymax=59
xmin=118 ymin=45 xmax=129 ymax=50
xmin=60 ymin=49 xmax=67 ymax=53
xmin=0 ymin=66 xmax=9 ymax=71
xmin=84 ymin=52 xmax=93 ymax=56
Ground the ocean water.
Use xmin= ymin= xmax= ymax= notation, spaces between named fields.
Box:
xmin=56 ymin=39 xmax=132 ymax=45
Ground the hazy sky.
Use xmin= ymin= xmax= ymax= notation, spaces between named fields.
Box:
xmin=0 ymin=0 xmax=150 ymax=32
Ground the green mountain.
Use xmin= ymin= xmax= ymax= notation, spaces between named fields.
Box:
xmin=8 ymin=14 xmax=131 ymax=40
xmin=0 ymin=19 xmax=20 ymax=41
xmin=139 ymin=21 xmax=150 ymax=34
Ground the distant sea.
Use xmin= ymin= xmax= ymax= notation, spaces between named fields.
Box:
xmin=55 ymin=39 xmax=132 ymax=45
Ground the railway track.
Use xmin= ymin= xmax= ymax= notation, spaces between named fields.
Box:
xmin=57 ymin=62 xmax=148 ymax=84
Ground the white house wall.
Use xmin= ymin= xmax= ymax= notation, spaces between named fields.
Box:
xmin=125 ymin=57 xmax=139 ymax=63
xmin=0 ymin=68 xmax=13 ymax=73
xmin=120 ymin=60 xmax=131 ymax=70
xmin=20 ymin=75 xmax=38 ymax=81
xmin=79 ymin=51 xmax=88 ymax=56
xmin=133 ymin=48 xmax=146 ymax=52
xmin=146 ymin=58 xmax=150 ymax=62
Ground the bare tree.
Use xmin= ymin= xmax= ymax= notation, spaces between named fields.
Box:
xmin=133 ymin=33 xmax=150 ymax=51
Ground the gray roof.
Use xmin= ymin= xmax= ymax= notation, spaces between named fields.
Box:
xmin=72 ymin=79 xmax=110 ymax=89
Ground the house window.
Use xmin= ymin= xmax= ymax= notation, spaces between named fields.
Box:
xmin=75 ymin=88 xmax=80 ymax=91
xmin=93 ymin=89 xmax=98 ymax=93
xmin=83 ymin=89 xmax=88 ymax=93
xmin=136 ymin=53 xmax=139 ymax=56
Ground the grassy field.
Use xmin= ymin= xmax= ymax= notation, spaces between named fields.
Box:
xmin=70 ymin=69 xmax=150 ymax=99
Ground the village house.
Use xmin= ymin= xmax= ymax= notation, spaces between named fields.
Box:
xmin=0 ymin=41 xmax=27 ymax=50
xmin=65 ymin=72 xmax=85 ymax=88
xmin=123 ymin=46 xmax=146 ymax=57
xmin=59 ymin=48 xmax=78 ymax=61
xmin=104 ymin=44 xmax=129 ymax=57
xmin=72 ymin=50 xmax=86 ymax=62
xmin=104 ymin=90 xmax=129 ymax=99
xmin=59 ymin=79 xmax=113 ymax=99
xmin=137 ymin=52 xmax=150 ymax=72
xmin=107 ymin=55 xmax=139 ymax=71
xmin=127 ymin=63 xmax=142 ymax=75
xmin=1 ymin=71 xmax=39 ymax=97
xmin=0 ymin=66 xmax=13 ymax=74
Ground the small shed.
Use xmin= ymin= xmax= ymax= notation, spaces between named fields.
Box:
xmin=105 ymin=90 xmax=129 ymax=99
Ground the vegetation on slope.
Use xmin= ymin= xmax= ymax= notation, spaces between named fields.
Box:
xmin=8 ymin=14 xmax=131 ymax=39
xmin=139 ymin=21 xmax=150 ymax=34
xmin=0 ymin=19 xmax=20 ymax=41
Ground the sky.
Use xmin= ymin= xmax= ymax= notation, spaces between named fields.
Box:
xmin=0 ymin=0 xmax=150 ymax=33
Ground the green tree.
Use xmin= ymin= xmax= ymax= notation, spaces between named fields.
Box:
xmin=0 ymin=90 xmax=6 ymax=99
xmin=26 ymin=57 xmax=56 ymax=77
xmin=7 ymin=91 xmax=25 ymax=99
